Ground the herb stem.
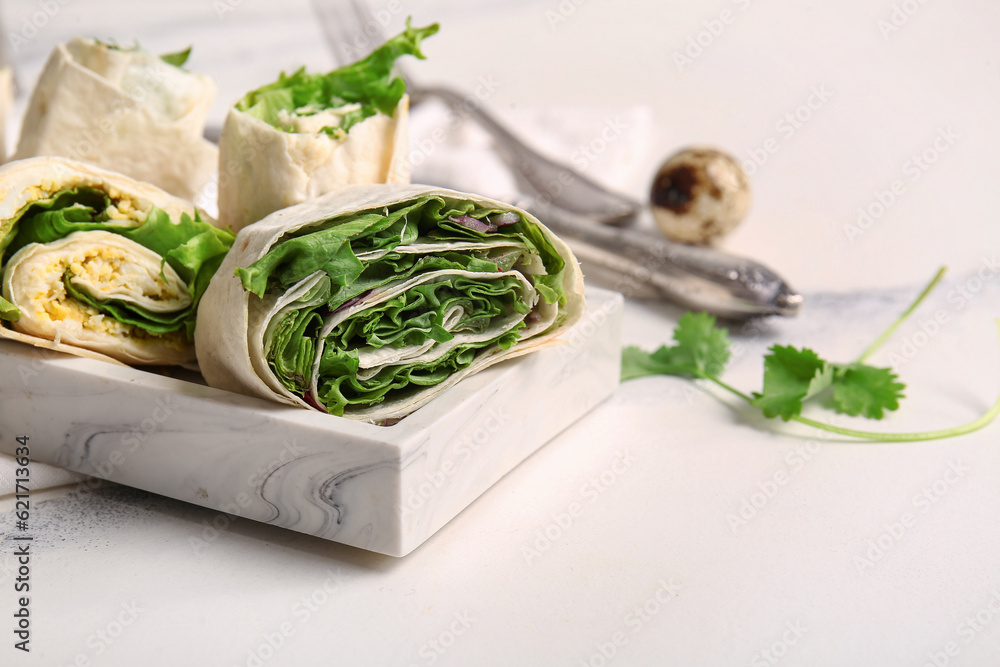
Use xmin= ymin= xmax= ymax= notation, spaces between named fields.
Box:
xmin=786 ymin=389 xmax=1000 ymax=441
xmin=856 ymin=266 xmax=947 ymax=364
xmin=707 ymin=376 xmax=754 ymax=402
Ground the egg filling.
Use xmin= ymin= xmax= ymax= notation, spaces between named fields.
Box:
xmin=2 ymin=230 xmax=191 ymax=353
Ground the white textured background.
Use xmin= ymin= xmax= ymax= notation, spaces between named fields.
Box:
xmin=1 ymin=1 xmax=999 ymax=666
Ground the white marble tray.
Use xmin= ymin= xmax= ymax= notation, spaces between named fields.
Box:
xmin=0 ymin=288 xmax=622 ymax=556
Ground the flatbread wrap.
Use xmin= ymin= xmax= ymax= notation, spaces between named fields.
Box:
xmin=217 ymin=21 xmax=438 ymax=231
xmin=0 ymin=157 xmax=234 ymax=365
xmin=196 ymin=183 xmax=585 ymax=423
xmin=13 ymin=38 xmax=218 ymax=200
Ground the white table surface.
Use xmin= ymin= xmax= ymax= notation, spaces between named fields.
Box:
xmin=2 ymin=1 xmax=1000 ymax=665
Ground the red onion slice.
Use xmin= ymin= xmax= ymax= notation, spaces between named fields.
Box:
xmin=333 ymin=289 xmax=373 ymax=314
xmin=448 ymin=215 xmax=497 ymax=233
xmin=303 ymin=392 xmax=329 ymax=413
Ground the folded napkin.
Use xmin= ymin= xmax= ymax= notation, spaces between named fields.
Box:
xmin=0 ymin=458 xmax=86 ymax=498
xmin=408 ymin=98 xmax=652 ymax=204
xmin=0 ymin=100 xmax=652 ymax=496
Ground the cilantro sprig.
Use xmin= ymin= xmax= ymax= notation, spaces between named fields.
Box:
xmin=622 ymin=267 xmax=1000 ymax=442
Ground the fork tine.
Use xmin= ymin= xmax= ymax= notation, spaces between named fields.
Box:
xmin=347 ymin=0 xmax=374 ymax=41
xmin=0 ymin=6 xmax=20 ymax=95
xmin=310 ymin=0 xmax=381 ymax=67
xmin=310 ymin=0 xmax=360 ymax=67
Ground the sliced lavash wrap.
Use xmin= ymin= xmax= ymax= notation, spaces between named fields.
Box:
xmin=217 ymin=20 xmax=438 ymax=232
xmin=13 ymin=38 xmax=217 ymax=200
xmin=196 ymin=183 xmax=585 ymax=423
xmin=0 ymin=157 xmax=234 ymax=366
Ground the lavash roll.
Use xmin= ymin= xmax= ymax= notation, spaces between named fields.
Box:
xmin=197 ymin=183 xmax=585 ymax=423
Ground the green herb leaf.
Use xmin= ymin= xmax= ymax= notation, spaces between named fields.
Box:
xmin=621 ymin=346 xmax=676 ymax=381
xmin=830 ymin=363 xmax=905 ymax=419
xmin=750 ymin=346 xmax=834 ymax=421
xmin=621 ymin=312 xmax=730 ymax=381
xmin=160 ymin=46 xmax=192 ymax=68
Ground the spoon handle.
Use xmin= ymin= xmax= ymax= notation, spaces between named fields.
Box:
xmin=522 ymin=200 xmax=802 ymax=319
xmin=410 ymin=86 xmax=642 ymax=226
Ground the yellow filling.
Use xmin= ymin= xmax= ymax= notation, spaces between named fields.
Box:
xmin=23 ymin=246 xmax=187 ymax=349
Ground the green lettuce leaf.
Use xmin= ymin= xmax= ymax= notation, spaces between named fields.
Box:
xmin=235 ymin=18 xmax=439 ymax=135
xmin=315 ymin=311 xmax=527 ymax=416
xmin=0 ymin=296 xmax=19 ymax=322
xmin=160 ymin=46 xmax=192 ymax=68
xmin=62 ymin=275 xmax=189 ymax=335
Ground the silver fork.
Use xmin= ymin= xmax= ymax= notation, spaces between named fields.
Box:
xmin=0 ymin=8 xmax=20 ymax=96
xmin=309 ymin=0 xmax=802 ymax=319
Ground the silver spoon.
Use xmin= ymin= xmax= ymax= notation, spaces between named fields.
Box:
xmin=519 ymin=197 xmax=802 ymax=319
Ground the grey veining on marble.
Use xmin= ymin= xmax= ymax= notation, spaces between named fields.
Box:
xmin=0 ymin=288 xmax=622 ymax=556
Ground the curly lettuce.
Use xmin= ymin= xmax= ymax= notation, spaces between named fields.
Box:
xmin=235 ymin=19 xmax=439 ymax=136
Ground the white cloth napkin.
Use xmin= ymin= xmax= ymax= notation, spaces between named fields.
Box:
xmin=408 ymin=98 xmax=652 ymax=204
xmin=0 ymin=456 xmax=86 ymax=498
xmin=0 ymin=101 xmax=652 ymax=497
